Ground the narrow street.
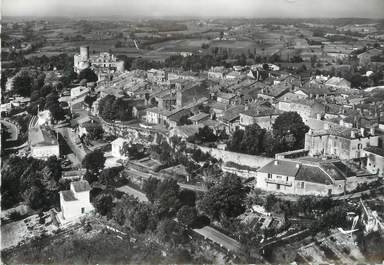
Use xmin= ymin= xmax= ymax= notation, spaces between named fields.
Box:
xmin=55 ymin=127 xmax=87 ymax=162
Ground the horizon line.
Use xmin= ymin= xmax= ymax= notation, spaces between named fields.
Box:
xmin=3 ymin=15 xmax=384 ymax=20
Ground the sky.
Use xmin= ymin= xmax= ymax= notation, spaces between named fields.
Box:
xmin=3 ymin=0 xmax=384 ymax=18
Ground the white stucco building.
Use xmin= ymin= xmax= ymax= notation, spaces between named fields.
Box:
xmin=111 ymin=137 xmax=130 ymax=159
xmin=59 ymin=180 xmax=94 ymax=221
xmin=256 ymin=159 xmax=346 ymax=196
xmin=363 ymin=147 xmax=384 ymax=177
xmin=37 ymin=110 xmax=52 ymax=126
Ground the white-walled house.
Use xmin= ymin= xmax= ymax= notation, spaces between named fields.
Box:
xmin=363 ymin=147 xmax=384 ymax=177
xmin=37 ymin=110 xmax=52 ymax=126
xmin=111 ymin=137 xmax=130 ymax=159
xmin=256 ymin=159 xmax=346 ymax=196
xmin=59 ymin=180 xmax=94 ymax=221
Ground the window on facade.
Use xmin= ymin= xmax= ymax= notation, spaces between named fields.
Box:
xmin=268 ymin=173 xmax=272 ymax=179
xmin=358 ymin=143 xmax=362 ymax=150
xmin=300 ymin=182 xmax=304 ymax=189
xmin=277 ymin=184 xmax=281 ymax=190
xmin=81 ymin=207 xmax=85 ymax=214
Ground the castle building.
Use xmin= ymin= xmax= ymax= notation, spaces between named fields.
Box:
xmin=73 ymin=46 xmax=125 ymax=77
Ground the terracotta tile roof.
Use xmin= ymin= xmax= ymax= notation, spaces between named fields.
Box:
xmin=188 ymin=112 xmax=210 ymax=122
xmin=296 ymin=164 xmax=334 ymax=185
xmin=221 ymin=105 xmax=245 ymax=122
xmin=259 ymin=159 xmax=347 ymax=185
xmin=258 ymin=160 xmax=300 ymax=177
xmin=240 ymin=105 xmax=280 ymax=117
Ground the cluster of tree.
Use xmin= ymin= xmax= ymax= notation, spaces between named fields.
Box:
xmin=190 ymin=148 xmax=213 ymax=163
xmin=4 ymin=53 xmax=77 ymax=87
xmin=120 ymin=142 xmax=146 ymax=160
xmin=130 ymin=57 xmax=163 ymax=71
xmin=269 ymin=112 xmax=309 ymax=154
xmin=164 ymin=54 xmax=223 ymax=72
xmin=188 ymin=126 xmax=218 ymax=143
xmin=1 ymin=124 xmax=11 ymax=151
xmin=45 ymin=91 xmax=66 ymax=121
xmin=1 ymin=156 xmax=63 ymax=210
xmin=12 ymin=70 xmax=69 ymax=120
xmin=85 ymin=166 xmax=124 ymax=188
xmin=198 ymin=174 xmax=249 ymax=222
xmin=228 ymin=112 xmax=309 ymax=157
xmin=84 ymin=95 xmax=97 ymax=108
xmin=142 ymin=177 xmax=196 ymax=217
xmin=81 ymin=122 xmax=104 ymax=141
xmin=13 ymin=70 xmax=43 ymax=97
xmin=98 ymin=95 xmax=134 ymax=121
xmin=109 ymin=194 xmax=191 ymax=252
xmin=25 ymin=53 xmax=75 ymax=73
xmin=78 ymin=68 xmax=98 ymax=83
xmin=257 ymin=193 xmax=351 ymax=233
xmin=261 ymin=194 xmax=339 ymax=216
xmin=91 ymin=176 xmax=203 ymax=256
xmin=228 ymin=123 xmax=266 ymax=155
xmin=82 ymin=150 xmax=106 ymax=173
xmin=150 ymin=140 xmax=200 ymax=175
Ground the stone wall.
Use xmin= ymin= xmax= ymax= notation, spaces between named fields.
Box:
xmin=345 ymin=175 xmax=380 ymax=191
xmin=195 ymin=145 xmax=273 ymax=168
